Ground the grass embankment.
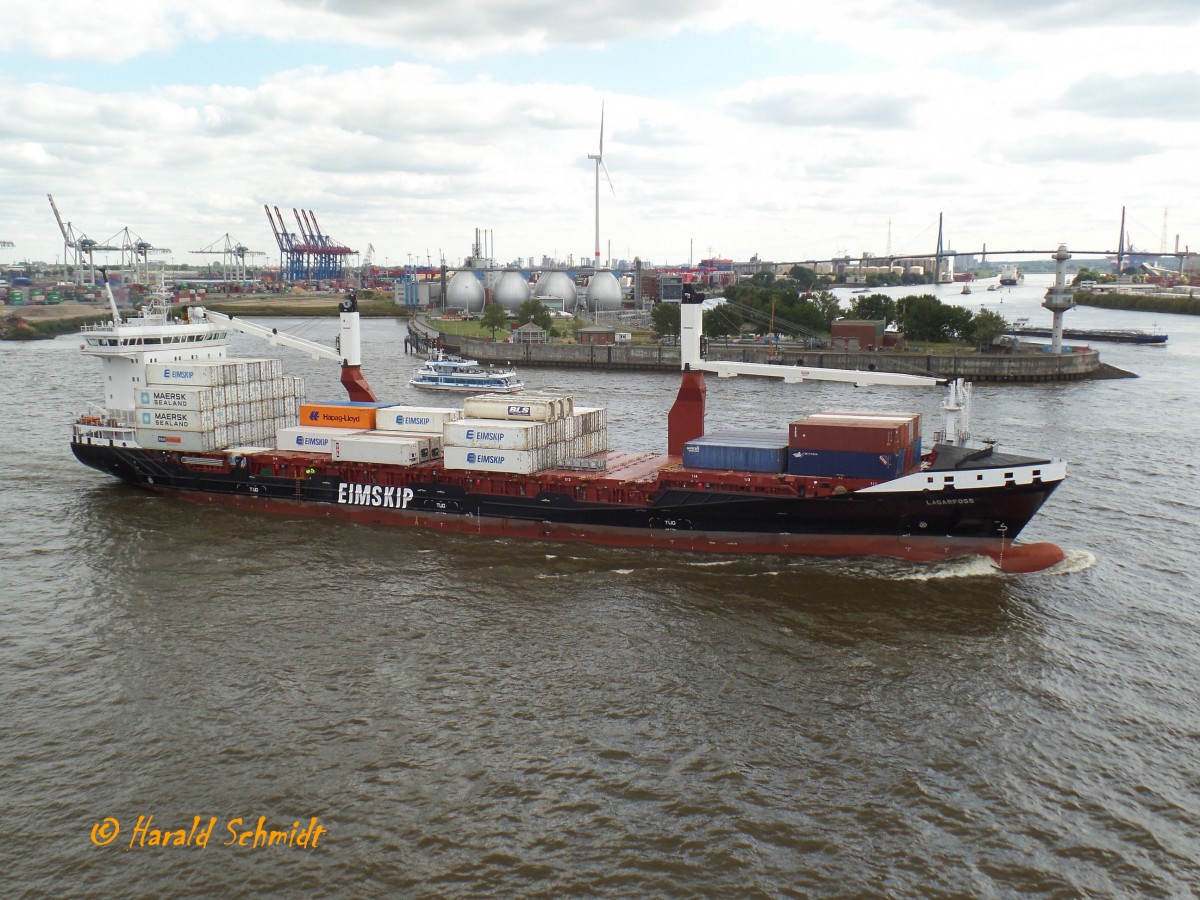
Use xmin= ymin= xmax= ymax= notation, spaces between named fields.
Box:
xmin=1075 ymin=290 xmax=1200 ymax=316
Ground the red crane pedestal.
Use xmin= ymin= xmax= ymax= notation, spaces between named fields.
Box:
xmin=667 ymin=366 xmax=706 ymax=456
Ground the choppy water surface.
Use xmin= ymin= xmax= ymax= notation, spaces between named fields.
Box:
xmin=2 ymin=278 xmax=1199 ymax=897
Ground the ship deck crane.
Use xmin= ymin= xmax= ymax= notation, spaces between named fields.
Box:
xmin=668 ymin=288 xmax=971 ymax=457
xmin=192 ymin=298 xmax=377 ymax=402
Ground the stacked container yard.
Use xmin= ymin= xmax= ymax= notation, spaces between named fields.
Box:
xmin=443 ymin=393 xmax=608 ymax=474
xmin=136 ymin=358 xmax=302 ymax=452
xmin=787 ymin=411 xmax=921 ymax=480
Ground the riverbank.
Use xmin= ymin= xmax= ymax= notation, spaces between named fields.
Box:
xmin=409 ymin=317 xmax=1131 ymax=383
xmin=0 ymin=294 xmax=407 ymax=340
xmin=1076 ymin=289 xmax=1200 ymax=316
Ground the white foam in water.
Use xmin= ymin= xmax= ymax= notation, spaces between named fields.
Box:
xmin=897 ymin=556 xmax=1003 ymax=581
xmin=612 ymin=569 xmax=635 ymax=575
xmin=1041 ymin=549 xmax=1097 ymax=576
xmin=687 ymin=560 xmax=736 ymax=567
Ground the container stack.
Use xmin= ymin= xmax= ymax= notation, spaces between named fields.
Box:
xmin=786 ymin=412 xmax=922 ymax=480
xmin=136 ymin=358 xmax=302 ymax=452
xmin=683 ymin=429 xmax=790 ymax=473
xmin=443 ymin=394 xmax=608 ymax=474
xmin=282 ymin=403 xmax=458 ymax=465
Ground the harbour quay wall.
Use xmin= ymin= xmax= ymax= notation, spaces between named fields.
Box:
xmin=410 ymin=320 xmax=1101 ymax=382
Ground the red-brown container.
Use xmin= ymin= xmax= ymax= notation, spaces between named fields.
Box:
xmin=811 ymin=411 xmax=921 ymax=445
xmin=788 ymin=416 xmax=907 ymax=454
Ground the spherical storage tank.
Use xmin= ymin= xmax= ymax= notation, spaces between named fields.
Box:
xmin=534 ymin=271 xmax=577 ymax=308
xmin=584 ymin=269 xmax=623 ymax=312
xmin=446 ymin=270 xmax=485 ymax=313
xmin=493 ymin=269 xmax=531 ymax=311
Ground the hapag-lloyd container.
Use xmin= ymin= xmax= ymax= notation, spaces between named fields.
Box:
xmin=277 ymin=425 xmax=366 ymax=453
xmin=463 ymin=393 xmax=572 ymax=423
xmin=443 ymin=419 xmax=554 ymax=451
xmin=332 ymin=434 xmax=422 ymax=466
xmin=442 ymin=444 xmax=554 ymax=474
xmin=374 ymin=405 xmax=463 ymax=433
xmin=299 ymin=403 xmax=377 ymax=430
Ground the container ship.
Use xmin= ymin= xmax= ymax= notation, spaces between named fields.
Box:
xmin=70 ymin=284 xmax=1067 ymax=573
xmin=998 ymin=264 xmax=1024 ymax=286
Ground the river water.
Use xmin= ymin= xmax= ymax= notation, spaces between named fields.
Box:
xmin=2 ymin=276 xmax=1198 ymax=897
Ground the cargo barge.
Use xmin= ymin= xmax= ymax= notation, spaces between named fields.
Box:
xmin=70 ymin=281 xmax=1067 ymax=573
xmin=1005 ymin=325 xmax=1167 ymax=344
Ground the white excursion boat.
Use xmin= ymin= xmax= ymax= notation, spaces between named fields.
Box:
xmin=409 ymin=351 xmax=524 ymax=393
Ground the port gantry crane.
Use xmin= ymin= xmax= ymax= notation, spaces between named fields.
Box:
xmin=47 ymin=194 xmax=120 ymax=285
xmin=191 ymin=233 xmax=265 ymax=283
xmin=263 ymin=204 xmax=355 ymax=284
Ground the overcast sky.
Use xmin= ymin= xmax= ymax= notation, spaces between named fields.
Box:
xmin=2 ymin=0 xmax=1198 ymax=270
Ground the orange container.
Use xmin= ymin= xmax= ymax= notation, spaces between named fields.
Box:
xmin=299 ymin=403 xmax=377 ymax=429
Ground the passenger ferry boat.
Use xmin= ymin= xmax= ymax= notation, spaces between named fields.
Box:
xmin=409 ymin=352 xmax=524 ymax=393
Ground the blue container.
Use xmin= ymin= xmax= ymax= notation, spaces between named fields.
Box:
xmin=684 ymin=432 xmax=789 ymax=473
xmin=787 ymin=447 xmax=904 ymax=480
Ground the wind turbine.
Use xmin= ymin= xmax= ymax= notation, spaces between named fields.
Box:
xmin=587 ymin=103 xmax=615 ymax=269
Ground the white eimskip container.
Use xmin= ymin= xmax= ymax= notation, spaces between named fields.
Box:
xmin=374 ymin=405 xmax=463 ymax=433
xmin=276 ymin=426 xmax=366 ymax=453
xmin=332 ymin=434 xmax=422 ymax=466
xmin=443 ymin=418 xmax=554 ymax=451
xmin=144 ymin=357 xmax=282 ymax=388
xmin=442 ymin=444 xmax=553 ymax=474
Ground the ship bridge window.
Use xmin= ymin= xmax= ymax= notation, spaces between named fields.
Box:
xmin=943 ymin=476 xmax=954 ymax=485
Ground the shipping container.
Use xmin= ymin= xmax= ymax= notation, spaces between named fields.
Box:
xmin=144 ymin=357 xmax=280 ymax=388
xmin=443 ymin=418 xmax=554 ymax=451
xmin=332 ymin=434 xmax=422 ymax=466
xmin=787 ymin=447 xmax=905 ymax=480
xmin=811 ymin=411 xmax=921 ymax=444
xmin=683 ymin=433 xmax=789 ymax=473
xmin=137 ymin=386 xmax=219 ymax=412
xmin=374 ymin=405 xmax=463 ymax=433
xmin=276 ymin=426 xmax=366 ymax=453
xmin=394 ymin=431 xmax=443 ymax=459
xmin=299 ymin=403 xmax=377 ymax=429
xmin=789 ymin=417 xmax=908 ymax=454
xmin=574 ymin=407 xmax=608 ymax=432
xmin=442 ymin=445 xmax=553 ymax=475
xmin=135 ymin=429 xmax=223 ymax=452
xmin=463 ymin=393 xmax=570 ymax=422
xmin=135 ymin=408 xmax=221 ymax=432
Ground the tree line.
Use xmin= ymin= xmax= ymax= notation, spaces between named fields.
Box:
xmin=650 ymin=272 xmax=1008 ymax=347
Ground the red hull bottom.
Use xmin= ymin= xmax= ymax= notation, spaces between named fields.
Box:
xmin=152 ymin=486 xmax=1065 ymax=574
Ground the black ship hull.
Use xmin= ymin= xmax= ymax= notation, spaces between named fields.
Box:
xmin=72 ymin=441 xmax=1065 ymax=572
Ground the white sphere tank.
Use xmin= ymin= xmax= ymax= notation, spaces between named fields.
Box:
xmin=446 ymin=269 xmax=485 ymax=313
xmin=534 ymin=271 xmax=577 ymax=308
xmin=493 ymin=269 xmax=531 ymax=311
xmin=585 ymin=269 xmax=623 ymax=312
